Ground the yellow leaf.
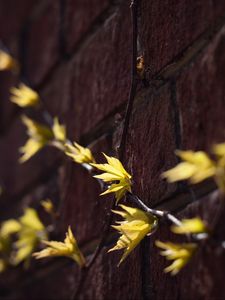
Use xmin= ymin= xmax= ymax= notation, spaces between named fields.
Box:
xmin=52 ymin=117 xmax=66 ymax=142
xmin=19 ymin=208 xmax=45 ymax=231
xmin=109 ymin=205 xmax=158 ymax=265
xmin=155 ymin=240 xmax=197 ymax=275
xmin=19 ymin=115 xmax=53 ymax=163
xmin=212 ymin=143 xmax=225 ymax=158
xmin=14 ymin=234 xmax=38 ymax=265
xmin=0 ymin=220 xmax=21 ymax=237
xmin=12 ymin=208 xmax=47 ymax=265
xmin=65 ymin=142 xmax=95 ymax=164
xmin=21 ymin=115 xmax=52 ymax=140
xmin=91 ymin=154 xmax=132 ymax=202
xmin=162 ymin=150 xmax=216 ymax=184
xmin=41 ymin=199 xmax=55 ymax=214
xmin=0 ymin=50 xmax=19 ymax=72
xmin=19 ymin=139 xmax=44 ymax=163
xmin=33 ymin=226 xmax=85 ymax=267
xmin=10 ymin=83 xmax=39 ymax=107
xmin=171 ymin=218 xmax=208 ymax=234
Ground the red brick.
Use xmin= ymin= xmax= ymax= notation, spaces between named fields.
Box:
xmin=76 ymin=246 xmax=142 ymax=300
xmin=0 ymin=0 xmax=37 ymax=42
xmin=69 ymin=1 xmax=132 ymax=137
xmin=123 ymin=84 xmax=178 ymax=207
xmin=139 ymin=0 xmax=225 ymax=79
xmin=1 ymin=0 xmax=225 ymax=298
xmin=0 ymin=262 xmax=77 ymax=300
xmin=58 ymin=134 xmax=114 ymax=245
xmin=0 ymin=170 xmax=63 ymax=223
xmin=148 ymin=191 xmax=225 ymax=300
xmin=25 ymin=2 xmax=61 ymax=86
xmin=39 ymin=62 xmax=71 ymax=119
xmin=24 ymin=263 xmax=77 ymax=300
xmin=0 ymin=117 xmax=61 ymax=204
xmin=64 ymin=0 xmax=110 ymax=53
xmin=41 ymin=1 xmax=132 ymax=138
xmin=0 ymin=245 xmax=142 ymax=300
xmin=176 ymin=26 xmax=225 ymax=151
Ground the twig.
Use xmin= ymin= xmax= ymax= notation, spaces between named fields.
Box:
xmin=118 ymin=0 xmax=138 ymax=161
xmin=126 ymin=192 xmax=211 ymax=244
xmin=126 ymin=192 xmax=182 ymax=226
xmin=72 ymin=2 xmax=139 ymax=297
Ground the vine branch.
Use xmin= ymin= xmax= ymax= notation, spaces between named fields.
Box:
xmin=118 ymin=0 xmax=138 ymax=162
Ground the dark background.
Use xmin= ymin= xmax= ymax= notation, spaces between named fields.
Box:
xmin=0 ymin=0 xmax=225 ymax=299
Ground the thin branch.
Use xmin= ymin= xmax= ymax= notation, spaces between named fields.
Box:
xmin=126 ymin=192 xmax=182 ymax=226
xmin=73 ymin=2 xmax=139 ymax=297
xmin=118 ymin=0 xmax=138 ymax=161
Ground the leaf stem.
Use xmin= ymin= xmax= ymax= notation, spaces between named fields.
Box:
xmin=126 ymin=192 xmax=182 ymax=226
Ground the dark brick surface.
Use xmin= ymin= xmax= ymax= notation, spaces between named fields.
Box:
xmin=22 ymin=262 xmax=77 ymax=300
xmin=0 ymin=0 xmax=225 ymax=299
xmin=0 ymin=117 xmax=62 ymax=206
xmin=40 ymin=1 xmax=132 ymax=138
xmin=68 ymin=0 xmax=132 ymax=136
xmin=0 ymin=0 xmax=37 ymax=42
xmin=124 ymin=84 xmax=178 ymax=206
xmin=76 ymin=246 xmax=143 ymax=300
xmin=25 ymin=1 xmax=61 ymax=86
xmin=58 ymin=134 xmax=114 ymax=245
xmin=148 ymin=191 xmax=225 ymax=300
xmin=139 ymin=0 xmax=225 ymax=80
xmin=64 ymin=0 xmax=110 ymax=53
xmin=40 ymin=62 xmax=71 ymax=119
xmin=1 ymin=262 xmax=77 ymax=300
xmin=0 ymin=171 xmax=63 ymax=224
xmin=177 ymin=26 xmax=225 ymax=151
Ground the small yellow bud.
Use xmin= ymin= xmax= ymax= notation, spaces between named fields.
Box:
xmin=10 ymin=83 xmax=39 ymax=107
xmin=33 ymin=226 xmax=85 ymax=267
xmin=91 ymin=153 xmax=132 ymax=202
xmin=109 ymin=205 xmax=157 ymax=265
xmin=155 ymin=240 xmax=197 ymax=275
xmin=52 ymin=117 xmax=66 ymax=142
xmin=162 ymin=150 xmax=216 ymax=184
xmin=65 ymin=142 xmax=95 ymax=165
xmin=171 ymin=218 xmax=208 ymax=235
xmin=0 ymin=50 xmax=19 ymax=72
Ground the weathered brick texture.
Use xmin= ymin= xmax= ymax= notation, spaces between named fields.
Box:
xmin=0 ymin=0 xmax=225 ymax=299
xmin=139 ymin=0 xmax=225 ymax=80
xmin=125 ymin=84 xmax=178 ymax=206
xmin=25 ymin=1 xmax=61 ymax=86
xmin=64 ymin=0 xmax=110 ymax=53
xmin=177 ymin=26 xmax=225 ymax=150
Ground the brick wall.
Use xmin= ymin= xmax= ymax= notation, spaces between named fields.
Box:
xmin=0 ymin=0 xmax=225 ymax=299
